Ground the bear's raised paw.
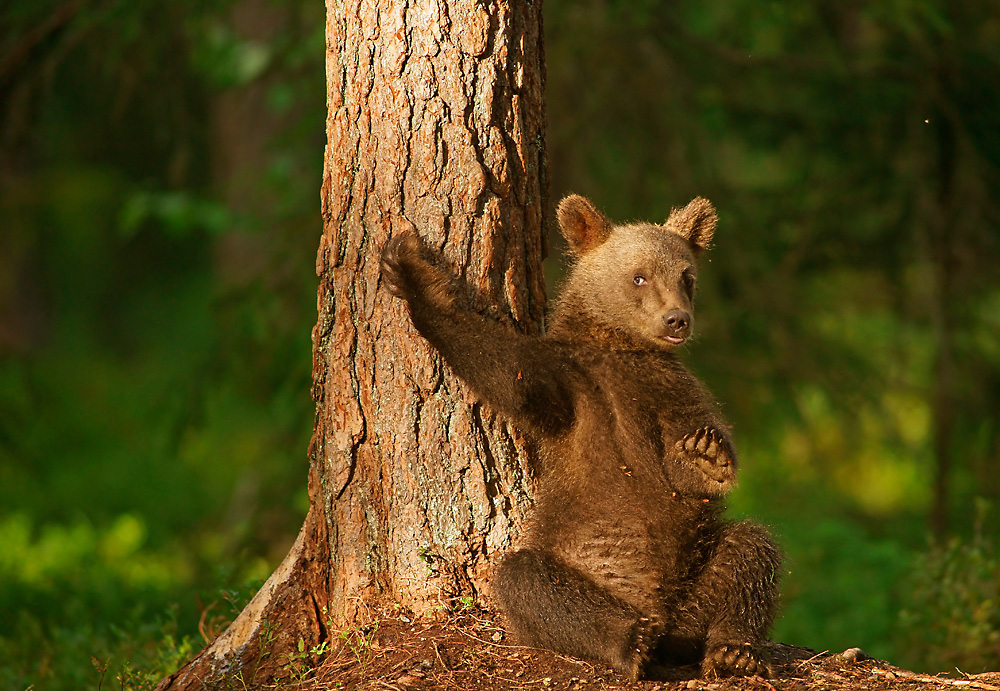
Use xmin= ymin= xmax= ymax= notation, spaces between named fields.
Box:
xmin=380 ymin=233 xmax=426 ymax=298
xmin=381 ymin=233 xmax=458 ymax=311
xmin=676 ymin=427 xmax=735 ymax=467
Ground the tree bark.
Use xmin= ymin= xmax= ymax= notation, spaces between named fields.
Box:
xmin=156 ymin=0 xmax=547 ymax=687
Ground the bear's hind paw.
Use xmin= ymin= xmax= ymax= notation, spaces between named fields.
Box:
xmin=617 ymin=615 xmax=664 ymax=681
xmin=701 ymin=642 xmax=771 ymax=678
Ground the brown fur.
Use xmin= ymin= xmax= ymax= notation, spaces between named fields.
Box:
xmin=380 ymin=195 xmax=781 ymax=680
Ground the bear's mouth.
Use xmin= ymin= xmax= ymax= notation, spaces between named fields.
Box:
xmin=662 ymin=334 xmax=687 ymax=345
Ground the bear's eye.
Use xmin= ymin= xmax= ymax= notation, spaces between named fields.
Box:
xmin=683 ymin=271 xmax=696 ymax=292
xmin=633 ymin=274 xmax=647 ymax=287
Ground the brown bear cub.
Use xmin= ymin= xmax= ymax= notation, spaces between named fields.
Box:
xmin=380 ymin=195 xmax=782 ymax=680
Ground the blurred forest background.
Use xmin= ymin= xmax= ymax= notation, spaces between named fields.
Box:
xmin=2 ymin=0 xmax=1000 ymax=688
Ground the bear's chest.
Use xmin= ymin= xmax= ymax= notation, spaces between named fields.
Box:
xmin=581 ymin=362 xmax=701 ymax=466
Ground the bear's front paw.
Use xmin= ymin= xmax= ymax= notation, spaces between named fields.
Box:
xmin=676 ymin=427 xmax=735 ymax=468
xmin=380 ymin=233 xmax=425 ymax=299
xmin=380 ymin=233 xmax=457 ymax=311
xmin=618 ymin=615 xmax=664 ymax=681
xmin=672 ymin=427 xmax=737 ymax=493
xmin=702 ymin=642 xmax=770 ymax=678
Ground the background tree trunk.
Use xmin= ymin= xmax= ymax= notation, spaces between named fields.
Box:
xmin=156 ymin=0 xmax=548 ymax=687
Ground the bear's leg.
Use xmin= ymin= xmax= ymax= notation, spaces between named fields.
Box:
xmin=673 ymin=520 xmax=781 ymax=678
xmin=494 ymin=549 xmax=663 ymax=680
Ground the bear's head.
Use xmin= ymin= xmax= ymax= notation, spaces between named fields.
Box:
xmin=554 ymin=194 xmax=717 ymax=350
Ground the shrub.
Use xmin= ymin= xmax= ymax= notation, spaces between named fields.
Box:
xmin=898 ymin=500 xmax=1000 ymax=673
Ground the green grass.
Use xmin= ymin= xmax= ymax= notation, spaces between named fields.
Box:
xmin=0 ymin=511 xmax=271 ymax=690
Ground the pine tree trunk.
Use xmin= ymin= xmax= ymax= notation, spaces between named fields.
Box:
xmin=156 ymin=0 xmax=547 ymax=687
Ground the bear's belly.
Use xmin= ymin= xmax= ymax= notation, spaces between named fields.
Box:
xmin=548 ymin=516 xmax=688 ymax=615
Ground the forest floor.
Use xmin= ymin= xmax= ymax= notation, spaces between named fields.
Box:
xmin=285 ymin=607 xmax=1000 ymax=691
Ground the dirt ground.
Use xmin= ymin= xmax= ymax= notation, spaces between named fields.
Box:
xmin=290 ymin=607 xmax=1000 ymax=691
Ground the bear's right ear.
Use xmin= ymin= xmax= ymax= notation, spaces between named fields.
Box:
xmin=557 ymin=195 xmax=612 ymax=255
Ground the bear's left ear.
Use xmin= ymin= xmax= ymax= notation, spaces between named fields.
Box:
xmin=557 ymin=194 xmax=613 ymax=255
xmin=666 ymin=197 xmax=717 ymax=252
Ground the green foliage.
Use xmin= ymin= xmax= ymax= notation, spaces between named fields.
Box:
xmin=334 ymin=621 xmax=380 ymax=678
xmin=120 ymin=191 xmax=235 ymax=239
xmin=0 ymin=511 xmax=268 ymax=689
xmin=284 ymin=635 xmax=335 ymax=684
xmin=1 ymin=0 xmax=321 ymax=687
xmin=190 ymin=23 xmax=274 ymax=87
xmin=769 ymin=515 xmax=913 ymax=663
xmin=0 ymin=513 xmax=191 ymax=690
xmin=898 ymin=501 xmax=1000 ymax=673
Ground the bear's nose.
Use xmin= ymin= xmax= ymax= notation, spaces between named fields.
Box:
xmin=662 ymin=309 xmax=691 ymax=335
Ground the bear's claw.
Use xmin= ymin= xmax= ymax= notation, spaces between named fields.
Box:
xmin=381 ymin=234 xmax=458 ymax=312
xmin=618 ymin=615 xmax=664 ymax=681
xmin=702 ymin=642 xmax=770 ymax=678
xmin=380 ymin=233 xmax=425 ymax=298
xmin=678 ymin=427 xmax=733 ymax=467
